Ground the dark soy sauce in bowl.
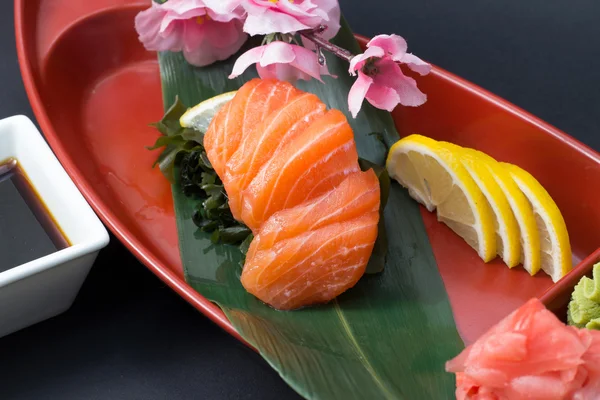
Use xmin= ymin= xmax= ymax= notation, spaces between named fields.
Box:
xmin=0 ymin=158 xmax=70 ymax=273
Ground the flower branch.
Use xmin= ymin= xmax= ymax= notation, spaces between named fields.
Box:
xmin=299 ymin=25 xmax=353 ymax=64
xmin=135 ymin=0 xmax=432 ymax=118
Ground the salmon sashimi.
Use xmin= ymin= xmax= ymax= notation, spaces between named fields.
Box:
xmin=234 ymin=79 xmax=300 ymax=160
xmin=204 ymin=78 xmax=300 ymax=179
xmin=241 ymin=171 xmax=380 ymax=310
xmin=224 ymin=92 xmax=327 ymax=220
xmin=240 ymin=109 xmax=360 ymax=232
xmin=250 ymin=171 xmax=380 ymax=253
xmin=203 ymin=79 xmax=382 ymax=310
xmin=204 ymin=79 xmax=259 ymax=178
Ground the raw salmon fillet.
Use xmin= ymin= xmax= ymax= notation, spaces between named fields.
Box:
xmin=249 ymin=170 xmax=381 ymax=253
xmin=203 ymin=79 xmax=381 ymax=310
xmin=225 ymin=92 xmax=326 ymax=220
xmin=204 ymin=78 xmax=300 ymax=180
xmin=241 ymin=109 xmax=360 ymax=232
xmin=241 ymin=171 xmax=380 ymax=310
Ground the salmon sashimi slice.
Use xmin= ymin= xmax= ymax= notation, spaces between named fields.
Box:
xmin=204 ymin=78 xmax=299 ymax=178
xmin=281 ymin=149 xmax=360 ymax=208
xmin=250 ymin=170 xmax=380 ymax=253
xmin=241 ymin=209 xmax=379 ymax=310
xmin=203 ymin=101 xmax=230 ymax=178
xmin=224 ymin=92 xmax=327 ymax=220
xmin=240 ymin=109 xmax=360 ymax=232
xmin=235 ymin=79 xmax=300 ymax=159
xmin=204 ymin=79 xmax=382 ymax=309
xmin=204 ymin=79 xmax=259 ymax=178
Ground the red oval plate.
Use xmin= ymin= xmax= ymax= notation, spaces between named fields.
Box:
xmin=15 ymin=0 xmax=600 ymax=345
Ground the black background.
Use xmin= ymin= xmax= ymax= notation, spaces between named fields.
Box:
xmin=1 ymin=1 xmax=599 ymax=399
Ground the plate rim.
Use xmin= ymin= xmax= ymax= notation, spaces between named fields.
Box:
xmin=14 ymin=0 xmax=600 ymax=348
xmin=13 ymin=0 xmax=246 ymax=344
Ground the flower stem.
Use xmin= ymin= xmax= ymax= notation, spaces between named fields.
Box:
xmin=300 ymin=26 xmax=354 ymax=65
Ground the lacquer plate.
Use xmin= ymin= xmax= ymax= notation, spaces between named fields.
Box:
xmin=15 ymin=0 xmax=600 ymax=348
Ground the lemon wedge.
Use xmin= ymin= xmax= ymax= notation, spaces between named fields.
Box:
xmin=503 ymin=163 xmax=572 ymax=282
xmin=179 ymin=91 xmax=237 ymax=132
xmin=472 ymin=154 xmax=541 ymax=275
xmin=450 ymin=146 xmax=522 ymax=268
xmin=386 ymin=134 xmax=497 ymax=262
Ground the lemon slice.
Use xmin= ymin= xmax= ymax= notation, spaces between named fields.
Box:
xmin=386 ymin=134 xmax=496 ymax=262
xmin=469 ymin=154 xmax=541 ymax=275
xmin=179 ymin=91 xmax=237 ymax=132
xmin=449 ymin=146 xmax=521 ymax=267
xmin=503 ymin=163 xmax=572 ymax=282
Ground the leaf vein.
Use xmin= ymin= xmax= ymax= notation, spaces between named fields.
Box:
xmin=333 ymin=299 xmax=396 ymax=399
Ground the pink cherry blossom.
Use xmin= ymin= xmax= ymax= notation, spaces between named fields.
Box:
xmin=347 ymin=34 xmax=431 ymax=118
xmin=241 ymin=0 xmax=340 ymax=40
xmin=229 ymin=41 xmax=333 ymax=83
xmin=134 ymin=0 xmax=247 ymax=67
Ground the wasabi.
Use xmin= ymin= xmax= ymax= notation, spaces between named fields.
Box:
xmin=567 ymin=263 xmax=600 ymax=330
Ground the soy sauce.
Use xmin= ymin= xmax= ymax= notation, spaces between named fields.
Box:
xmin=0 ymin=158 xmax=69 ymax=272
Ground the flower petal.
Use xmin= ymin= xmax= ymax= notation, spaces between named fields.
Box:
xmin=203 ymin=0 xmax=244 ymax=19
xmin=135 ymin=0 xmax=246 ymax=67
xmin=160 ymin=0 xmax=206 ymax=28
xmin=300 ymin=1 xmax=340 ymax=50
xmin=374 ymin=59 xmax=427 ymax=107
xmin=348 ymin=46 xmax=385 ymax=74
xmin=244 ymin=9 xmax=312 ymax=36
xmin=184 ymin=20 xmax=247 ymax=67
xmin=229 ymin=41 xmax=326 ymax=83
xmin=391 ymin=73 xmax=427 ymax=107
xmin=242 ymin=0 xmax=340 ymax=37
xmin=161 ymin=0 xmax=204 ymax=13
xmin=365 ymin=84 xmax=401 ymax=112
xmin=348 ymin=72 xmax=373 ymax=118
xmin=257 ymin=63 xmax=311 ymax=82
xmin=401 ymin=53 xmax=432 ymax=76
xmin=135 ymin=4 xmax=184 ymax=51
xmin=311 ymin=0 xmax=341 ymax=40
xmin=278 ymin=0 xmax=322 ymax=21
xmin=261 ymin=42 xmax=327 ymax=83
xmin=229 ymin=46 xmax=266 ymax=78
xmin=201 ymin=18 xmax=246 ymax=50
xmin=288 ymin=45 xmax=330 ymax=82
xmin=256 ymin=64 xmax=278 ymax=80
xmin=257 ymin=41 xmax=297 ymax=67
xmin=368 ymin=34 xmax=408 ymax=61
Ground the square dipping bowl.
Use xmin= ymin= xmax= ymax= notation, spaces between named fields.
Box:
xmin=0 ymin=115 xmax=109 ymax=338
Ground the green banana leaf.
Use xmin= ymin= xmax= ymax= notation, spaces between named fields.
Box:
xmin=158 ymin=17 xmax=464 ymax=400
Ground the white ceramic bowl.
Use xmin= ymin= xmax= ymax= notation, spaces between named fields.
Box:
xmin=0 ymin=115 xmax=109 ymax=338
